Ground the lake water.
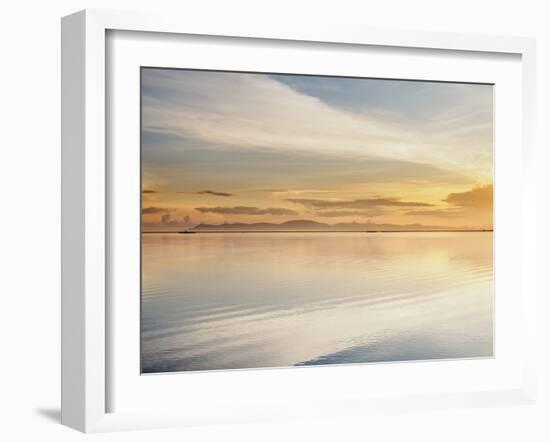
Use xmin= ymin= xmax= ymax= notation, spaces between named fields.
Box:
xmin=141 ymin=232 xmax=493 ymax=373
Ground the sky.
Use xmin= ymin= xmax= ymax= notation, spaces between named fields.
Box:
xmin=141 ymin=68 xmax=493 ymax=231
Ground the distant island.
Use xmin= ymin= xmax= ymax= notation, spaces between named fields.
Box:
xmin=158 ymin=219 xmax=492 ymax=233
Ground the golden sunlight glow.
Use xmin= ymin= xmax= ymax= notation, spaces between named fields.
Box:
xmin=141 ymin=69 xmax=493 ymax=231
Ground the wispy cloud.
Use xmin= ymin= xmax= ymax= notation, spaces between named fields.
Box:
xmin=175 ymin=190 xmax=234 ymax=196
xmin=405 ymin=209 xmax=461 ymax=218
xmin=316 ymin=209 xmax=384 ymax=218
xmin=142 ymin=69 xmax=493 ymax=180
xmin=270 ymin=188 xmax=332 ymax=198
xmin=287 ymin=197 xmax=433 ymax=209
xmin=143 ymin=213 xmax=192 ymax=227
xmin=195 ymin=206 xmax=298 ymax=216
xmin=142 ymin=206 xmax=173 ymax=214
xmin=196 ymin=190 xmax=233 ymax=197
xmin=159 ymin=213 xmax=191 ymax=226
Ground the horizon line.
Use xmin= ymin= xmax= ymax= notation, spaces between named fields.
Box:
xmin=142 ymin=229 xmax=494 ymax=234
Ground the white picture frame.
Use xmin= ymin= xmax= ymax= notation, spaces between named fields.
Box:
xmin=61 ymin=9 xmax=538 ymax=433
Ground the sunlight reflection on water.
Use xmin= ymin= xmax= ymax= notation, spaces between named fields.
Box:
xmin=141 ymin=232 xmax=493 ymax=373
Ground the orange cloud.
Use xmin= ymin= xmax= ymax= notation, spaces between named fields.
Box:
xmin=443 ymin=184 xmax=493 ymax=209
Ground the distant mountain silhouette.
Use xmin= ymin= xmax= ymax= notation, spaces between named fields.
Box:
xmin=191 ymin=219 xmax=472 ymax=232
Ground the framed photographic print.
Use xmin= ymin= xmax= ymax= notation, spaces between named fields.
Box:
xmin=61 ymin=9 xmax=538 ymax=432
xmin=140 ymin=68 xmax=495 ymax=374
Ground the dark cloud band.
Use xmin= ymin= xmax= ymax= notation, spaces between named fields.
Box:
xmin=196 ymin=190 xmax=233 ymax=197
xmin=195 ymin=206 xmax=298 ymax=216
xmin=142 ymin=206 xmax=172 ymax=214
xmin=287 ymin=197 xmax=433 ymax=209
xmin=405 ymin=210 xmax=460 ymax=218
xmin=316 ymin=209 xmax=384 ymax=217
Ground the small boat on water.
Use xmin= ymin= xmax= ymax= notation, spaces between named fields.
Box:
xmin=178 ymin=230 xmax=196 ymax=234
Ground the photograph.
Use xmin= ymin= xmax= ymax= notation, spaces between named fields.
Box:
xmin=140 ymin=68 xmax=494 ymax=374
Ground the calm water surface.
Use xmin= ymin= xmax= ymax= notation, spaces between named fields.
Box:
xmin=141 ymin=232 xmax=493 ymax=373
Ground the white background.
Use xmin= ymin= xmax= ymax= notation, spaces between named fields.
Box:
xmin=0 ymin=1 xmax=548 ymax=441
